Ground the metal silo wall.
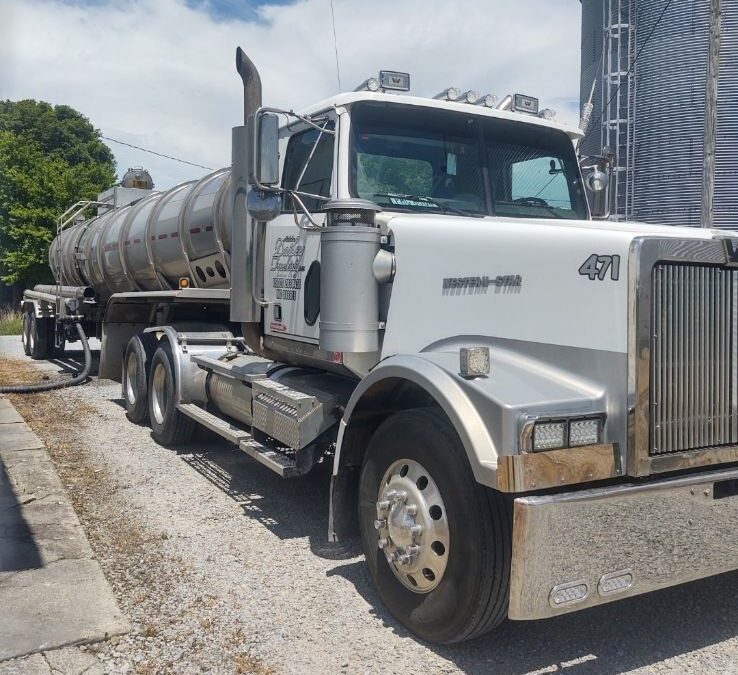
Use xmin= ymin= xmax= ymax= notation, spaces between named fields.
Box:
xmin=714 ymin=1 xmax=738 ymax=228
xmin=630 ymin=0 xmax=709 ymax=226
xmin=580 ymin=0 xmax=605 ymax=158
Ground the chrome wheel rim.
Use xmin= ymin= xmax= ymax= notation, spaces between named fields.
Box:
xmin=28 ymin=318 xmax=35 ymax=352
xmin=375 ymin=458 xmax=450 ymax=593
xmin=151 ymin=362 xmax=168 ymax=425
xmin=125 ymin=351 xmax=138 ymax=405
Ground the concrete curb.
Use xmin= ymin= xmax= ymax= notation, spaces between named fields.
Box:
xmin=0 ymin=395 xmax=129 ymax=663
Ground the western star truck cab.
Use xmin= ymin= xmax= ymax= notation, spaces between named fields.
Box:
xmin=20 ymin=48 xmax=738 ymax=644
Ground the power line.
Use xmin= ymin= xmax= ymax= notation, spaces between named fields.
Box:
xmin=329 ymin=0 xmax=342 ymax=91
xmin=596 ymin=0 xmax=674 ymax=128
xmin=101 ymin=135 xmax=215 ymax=171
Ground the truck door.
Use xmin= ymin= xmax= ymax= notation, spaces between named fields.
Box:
xmin=263 ymin=119 xmax=336 ymax=344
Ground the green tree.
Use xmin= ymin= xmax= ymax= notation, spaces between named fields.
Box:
xmin=0 ymin=100 xmax=116 ymax=288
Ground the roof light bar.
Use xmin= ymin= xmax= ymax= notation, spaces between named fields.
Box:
xmin=434 ymin=87 xmax=461 ymax=101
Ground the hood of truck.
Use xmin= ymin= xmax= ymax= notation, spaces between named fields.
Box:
xmin=380 ymin=213 xmax=738 ymax=358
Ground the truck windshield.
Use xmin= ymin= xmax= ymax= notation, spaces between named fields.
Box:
xmin=350 ymin=102 xmax=587 ymax=220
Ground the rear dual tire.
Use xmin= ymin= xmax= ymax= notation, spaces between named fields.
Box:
xmin=22 ymin=310 xmax=64 ymax=360
xmin=26 ymin=311 xmax=49 ymax=360
xmin=148 ymin=343 xmax=195 ymax=446
xmin=359 ymin=408 xmax=512 ymax=645
xmin=122 ymin=333 xmax=158 ymax=424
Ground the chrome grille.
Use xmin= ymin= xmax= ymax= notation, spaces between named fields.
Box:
xmin=651 ymin=263 xmax=738 ymax=456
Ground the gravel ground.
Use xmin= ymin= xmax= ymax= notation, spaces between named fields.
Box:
xmin=1 ymin=334 xmax=737 ymax=675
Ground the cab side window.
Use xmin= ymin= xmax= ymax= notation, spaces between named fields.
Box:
xmin=282 ymin=123 xmax=335 ymax=212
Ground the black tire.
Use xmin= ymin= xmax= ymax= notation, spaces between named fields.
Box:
xmin=21 ymin=309 xmax=31 ymax=356
xmin=123 ymin=333 xmax=158 ymax=424
xmin=148 ymin=343 xmax=195 ymax=446
xmin=359 ymin=408 xmax=512 ymax=645
xmin=28 ymin=313 xmax=50 ymax=360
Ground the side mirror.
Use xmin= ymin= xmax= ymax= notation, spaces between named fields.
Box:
xmin=250 ymin=111 xmax=280 ymax=188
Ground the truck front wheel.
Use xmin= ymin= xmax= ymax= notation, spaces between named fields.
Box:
xmin=359 ymin=408 xmax=512 ymax=644
xmin=148 ymin=343 xmax=195 ymax=446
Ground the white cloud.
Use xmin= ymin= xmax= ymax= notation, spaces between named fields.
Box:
xmin=0 ymin=0 xmax=582 ymax=189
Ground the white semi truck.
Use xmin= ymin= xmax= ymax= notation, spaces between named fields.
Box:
xmin=17 ymin=48 xmax=738 ymax=644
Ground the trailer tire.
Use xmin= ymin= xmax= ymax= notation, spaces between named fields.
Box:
xmin=21 ymin=310 xmax=31 ymax=356
xmin=123 ymin=333 xmax=158 ymax=424
xmin=28 ymin=313 xmax=50 ymax=360
xmin=148 ymin=343 xmax=195 ymax=446
xmin=359 ymin=408 xmax=512 ymax=645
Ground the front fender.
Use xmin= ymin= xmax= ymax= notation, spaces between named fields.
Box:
xmin=337 ymin=354 xmax=498 ymax=486
xmin=337 ymin=344 xmax=614 ymax=490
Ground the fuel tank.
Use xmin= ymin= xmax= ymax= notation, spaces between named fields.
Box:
xmin=50 ymin=167 xmax=233 ymax=297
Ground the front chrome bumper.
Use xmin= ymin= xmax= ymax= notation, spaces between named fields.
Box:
xmin=508 ymin=466 xmax=738 ymax=620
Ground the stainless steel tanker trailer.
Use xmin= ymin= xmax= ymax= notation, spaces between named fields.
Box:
xmin=19 ymin=47 xmax=738 ymax=644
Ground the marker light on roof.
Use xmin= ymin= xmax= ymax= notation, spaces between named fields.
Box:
xmin=476 ymin=94 xmax=497 ymax=108
xmin=434 ymin=87 xmax=461 ymax=101
xmin=539 ymin=108 xmax=557 ymax=121
xmin=355 ymin=77 xmax=380 ymax=92
xmin=460 ymin=90 xmax=480 ymax=104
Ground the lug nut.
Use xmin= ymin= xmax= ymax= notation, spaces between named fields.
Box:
xmin=386 ymin=550 xmax=398 ymax=563
xmin=405 ymin=504 xmax=418 ymax=516
xmin=394 ymin=490 xmax=408 ymax=503
xmin=410 ymin=524 xmax=423 ymax=538
xmin=406 ymin=544 xmax=420 ymax=557
xmin=376 ymin=500 xmax=391 ymax=513
xmin=378 ymin=537 xmax=389 ymax=550
xmin=385 ymin=490 xmax=398 ymax=501
xmin=397 ymin=554 xmax=412 ymax=566
xmin=374 ymin=519 xmax=387 ymax=530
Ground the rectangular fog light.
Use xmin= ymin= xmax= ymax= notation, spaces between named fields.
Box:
xmin=533 ymin=422 xmax=566 ymax=451
xmin=569 ymin=419 xmax=601 ymax=447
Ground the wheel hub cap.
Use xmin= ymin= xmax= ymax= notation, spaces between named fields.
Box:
xmin=375 ymin=458 xmax=449 ymax=593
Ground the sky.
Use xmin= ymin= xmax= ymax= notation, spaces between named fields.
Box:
xmin=0 ymin=0 xmax=583 ymax=190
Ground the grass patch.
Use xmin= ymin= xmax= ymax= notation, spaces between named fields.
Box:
xmin=0 ymin=305 xmax=22 ymax=335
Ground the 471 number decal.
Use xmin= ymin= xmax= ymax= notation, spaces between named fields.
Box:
xmin=578 ymin=254 xmax=620 ymax=281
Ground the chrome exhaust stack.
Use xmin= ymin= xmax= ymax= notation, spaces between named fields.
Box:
xmin=231 ymin=47 xmax=263 ymax=329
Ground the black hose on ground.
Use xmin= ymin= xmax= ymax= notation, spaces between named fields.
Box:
xmin=0 ymin=322 xmax=92 ymax=394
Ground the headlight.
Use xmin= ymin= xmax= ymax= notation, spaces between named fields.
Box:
xmin=569 ymin=418 xmax=602 ymax=447
xmin=533 ymin=421 xmax=567 ymax=451
xmin=527 ymin=416 xmax=604 ymax=452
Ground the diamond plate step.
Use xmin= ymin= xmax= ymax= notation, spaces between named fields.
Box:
xmin=239 ymin=439 xmax=302 ymax=478
xmin=178 ymin=403 xmax=252 ymax=444
xmin=176 ymin=403 xmax=301 ymax=478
